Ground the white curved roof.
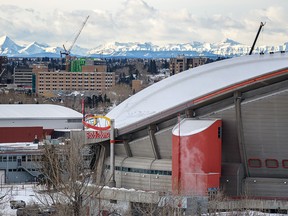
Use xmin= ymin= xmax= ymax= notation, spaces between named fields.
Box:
xmin=0 ymin=104 xmax=82 ymax=119
xmin=172 ymin=119 xmax=217 ymax=136
xmin=107 ymin=53 xmax=288 ymax=129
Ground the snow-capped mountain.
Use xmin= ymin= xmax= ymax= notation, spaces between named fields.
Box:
xmin=0 ymin=35 xmax=287 ymax=58
xmin=19 ymin=42 xmax=48 ymax=55
xmin=0 ymin=36 xmax=24 ymax=55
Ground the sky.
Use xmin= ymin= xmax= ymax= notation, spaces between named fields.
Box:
xmin=0 ymin=0 xmax=288 ymax=49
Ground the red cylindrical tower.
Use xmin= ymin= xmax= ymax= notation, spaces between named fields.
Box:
xmin=172 ymin=118 xmax=222 ymax=196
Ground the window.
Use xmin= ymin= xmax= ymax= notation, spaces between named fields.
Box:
xmin=111 ymin=166 xmax=172 ymax=175
xmin=218 ymin=127 xmax=222 ymax=139
xmin=248 ymin=159 xmax=262 ymax=168
xmin=22 ymin=156 xmax=26 ymax=162
xmin=265 ymin=159 xmax=278 ymax=168
xmin=282 ymin=160 xmax=288 ymax=168
xmin=67 ymin=119 xmax=82 ymax=123
xmin=27 ymin=155 xmax=32 ymax=162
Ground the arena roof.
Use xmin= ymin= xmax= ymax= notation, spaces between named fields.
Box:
xmin=0 ymin=104 xmax=82 ymax=119
xmin=106 ymin=52 xmax=288 ymax=129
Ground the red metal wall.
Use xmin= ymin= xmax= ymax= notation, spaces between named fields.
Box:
xmin=0 ymin=127 xmax=44 ymax=143
xmin=172 ymin=119 xmax=222 ymax=196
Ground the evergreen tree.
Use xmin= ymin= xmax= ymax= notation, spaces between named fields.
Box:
xmin=149 ymin=60 xmax=157 ymax=74
xmin=98 ymin=95 xmax=103 ymax=103
xmin=104 ymin=94 xmax=107 ymax=102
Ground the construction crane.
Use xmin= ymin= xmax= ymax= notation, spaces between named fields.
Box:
xmin=249 ymin=22 xmax=265 ymax=55
xmin=60 ymin=15 xmax=89 ymax=71
xmin=0 ymin=56 xmax=8 ymax=83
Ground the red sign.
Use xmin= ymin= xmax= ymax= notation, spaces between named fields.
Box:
xmin=86 ymin=131 xmax=110 ymax=139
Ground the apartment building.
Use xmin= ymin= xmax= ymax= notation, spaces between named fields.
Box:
xmin=14 ymin=66 xmax=33 ymax=88
xmin=169 ymin=56 xmax=208 ymax=75
xmin=33 ymin=63 xmax=115 ymax=96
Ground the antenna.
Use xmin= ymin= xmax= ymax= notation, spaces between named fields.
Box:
xmin=249 ymin=22 xmax=266 ymax=55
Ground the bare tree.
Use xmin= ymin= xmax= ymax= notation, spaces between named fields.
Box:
xmin=129 ymin=195 xmax=185 ymax=216
xmin=0 ymin=187 xmax=12 ymax=215
xmin=37 ymin=133 xmax=106 ymax=216
xmin=105 ymin=83 xmax=132 ymax=105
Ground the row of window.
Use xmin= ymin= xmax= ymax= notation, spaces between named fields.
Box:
xmin=248 ymin=158 xmax=288 ymax=168
xmin=8 ymin=168 xmax=40 ymax=172
xmin=40 ymin=77 xmax=113 ymax=80
xmin=38 ymin=88 xmax=105 ymax=93
xmin=0 ymin=156 xmax=17 ymax=162
xmin=40 ymin=73 xmax=114 ymax=77
xmin=40 ymin=80 xmax=112 ymax=83
xmin=67 ymin=119 xmax=82 ymax=123
xmin=0 ymin=154 xmax=91 ymax=163
xmin=38 ymin=87 xmax=110 ymax=91
xmin=0 ymin=155 xmax=42 ymax=162
xmin=39 ymin=83 xmax=113 ymax=87
xmin=105 ymin=165 xmax=172 ymax=176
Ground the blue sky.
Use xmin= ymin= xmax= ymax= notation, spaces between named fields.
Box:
xmin=0 ymin=0 xmax=288 ymax=48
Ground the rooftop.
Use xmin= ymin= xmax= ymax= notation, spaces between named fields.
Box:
xmin=106 ymin=53 xmax=288 ymax=129
xmin=0 ymin=104 xmax=82 ymax=120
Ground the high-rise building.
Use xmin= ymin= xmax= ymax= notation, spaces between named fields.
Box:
xmin=169 ymin=56 xmax=208 ymax=75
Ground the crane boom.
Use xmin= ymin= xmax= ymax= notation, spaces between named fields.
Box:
xmin=67 ymin=15 xmax=90 ymax=53
xmin=60 ymin=15 xmax=89 ymax=71
xmin=249 ymin=22 xmax=265 ymax=55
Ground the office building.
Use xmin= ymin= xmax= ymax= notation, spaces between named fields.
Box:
xmin=169 ymin=56 xmax=207 ymax=74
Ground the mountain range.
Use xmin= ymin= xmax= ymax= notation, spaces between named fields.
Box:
xmin=0 ymin=35 xmax=287 ymax=59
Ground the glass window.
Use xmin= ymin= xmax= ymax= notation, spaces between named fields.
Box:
xmin=27 ymin=155 xmax=32 ymax=162
xmin=282 ymin=160 xmax=288 ymax=168
xmin=265 ymin=159 xmax=278 ymax=168
xmin=248 ymin=159 xmax=262 ymax=168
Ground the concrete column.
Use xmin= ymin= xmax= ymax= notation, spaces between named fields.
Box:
xmin=234 ymin=91 xmax=249 ymax=177
xmin=148 ymin=125 xmax=160 ymax=159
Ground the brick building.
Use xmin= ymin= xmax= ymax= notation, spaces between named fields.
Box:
xmin=169 ymin=56 xmax=207 ymax=75
xmin=33 ymin=60 xmax=115 ymax=96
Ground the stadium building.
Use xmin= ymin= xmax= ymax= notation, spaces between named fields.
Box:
xmin=87 ymin=52 xmax=288 ymax=206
